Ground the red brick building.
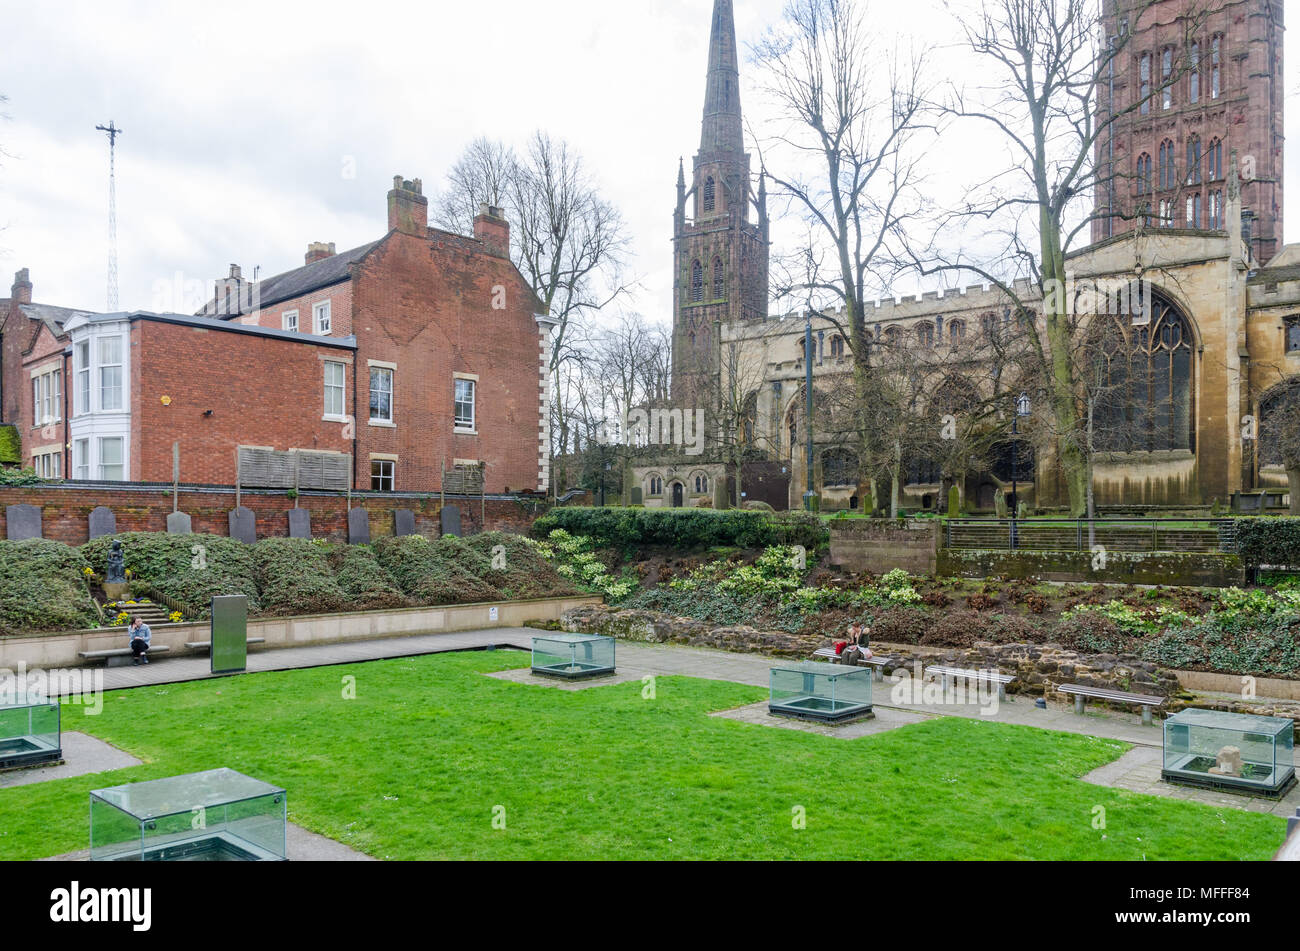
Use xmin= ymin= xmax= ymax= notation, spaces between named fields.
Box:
xmin=0 ymin=175 xmax=556 ymax=494
xmin=1094 ymin=0 xmax=1285 ymax=263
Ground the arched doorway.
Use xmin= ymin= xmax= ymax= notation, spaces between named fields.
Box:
xmin=670 ymin=482 xmax=685 ymax=508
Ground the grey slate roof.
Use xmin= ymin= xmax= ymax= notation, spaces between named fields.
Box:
xmin=19 ymin=302 xmax=97 ymax=337
xmin=246 ymin=240 xmax=380 ymax=310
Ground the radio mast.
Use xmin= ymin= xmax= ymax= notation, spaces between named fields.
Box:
xmin=95 ymin=121 xmax=123 ymax=311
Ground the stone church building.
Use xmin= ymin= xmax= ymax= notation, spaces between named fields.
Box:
xmin=636 ymin=0 xmax=1295 ymax=514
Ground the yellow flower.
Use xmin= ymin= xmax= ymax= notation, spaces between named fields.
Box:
xmin=82 ymin=567 xmax=94 ymax=577
xmin=169 ymin=611 xmax=183 ymax=623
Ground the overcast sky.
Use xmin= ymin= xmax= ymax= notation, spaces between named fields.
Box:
xmin=1 ymin=0 xmax=1296 ymax=321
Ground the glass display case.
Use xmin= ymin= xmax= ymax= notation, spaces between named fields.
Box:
xmin=0 ymin=694 xmax=61 ymax=770
xmin=769 ymin=661 xmax=874 ymax=723
xmin=90 ymin=768 xmax=287 ymax=861
xmin=531 ymin=633 xmax=616 ymax=679
xmin=1162 ymin=709 xmax=1297 ymax=798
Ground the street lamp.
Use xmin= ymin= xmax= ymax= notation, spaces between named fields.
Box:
xmin=803 ymin=311 xmax=816 ymax=512
xmin=1010 ymin=391 xmax=1030 ymax=547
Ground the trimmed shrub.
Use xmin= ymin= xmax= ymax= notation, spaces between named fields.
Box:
xmin=1055 ymin=612 xmax=1128 ymax=654
xmin=461 ymin=532 xmax=581 ymax=600
xmin=531 ymin=507 xmax=826 ymax=551
xmin=1235 ymin=517 xmax=1300 ymax=568
xmin=0 ymin=539 xmax=99 ymax=635
xmin=372 ymin=535 xmax=499 ymax=606
xmin=324 ymin=545 xmax=408 ymax=610
xmin=986 ymin=614 xmax=1048 ymax=644
xmin=81 ymin=532 xmax=260 ymax=615
xmin=922 ymin=612 xmax=985 ymax=647
xmin=865 ymin=606 xmax=932 ymax=645
xmin=251 ymin=538 xmax=347 ymax=617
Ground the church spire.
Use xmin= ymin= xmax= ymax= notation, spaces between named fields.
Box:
xmin=700 ymin=0 xmax=743 ymax=156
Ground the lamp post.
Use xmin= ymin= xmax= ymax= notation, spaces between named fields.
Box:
xmin=803 ymin=311 xmax=816 ymax=512
xmin=1010 ymin=391 xmax=1030 ymax=549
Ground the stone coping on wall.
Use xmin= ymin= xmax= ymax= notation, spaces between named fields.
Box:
xmin=0 ymin=595 xmax=603 ymax=670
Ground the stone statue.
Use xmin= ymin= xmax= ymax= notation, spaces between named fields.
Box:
xmin=106 ymin=540 xmax=126 ymax=584
xmin=1208 ymin=746 xmax=1244 ymax=778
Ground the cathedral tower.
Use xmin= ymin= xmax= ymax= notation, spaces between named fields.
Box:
xmin=672 ymin=0 xmax=770 ymax=404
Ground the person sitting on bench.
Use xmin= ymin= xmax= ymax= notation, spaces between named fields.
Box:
xmin=128 ymin=616 xmax=152 ymax=665
xmin=841 ymin=621 xmax=874 ymax=665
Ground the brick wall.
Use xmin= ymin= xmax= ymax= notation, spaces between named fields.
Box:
xmin=351 ymin=230 xmax=543 ymax=495
xmin=0 ymin=484 xmax=545 ymax=546
xmin=131 ymin=319 xmax=356 ymax=485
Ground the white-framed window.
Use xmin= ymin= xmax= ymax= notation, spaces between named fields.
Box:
xmin=313 ymin=300 xmax=332 ymax=335
xmin=99 ymin=436 xmax=124 ymax=481
xmin=454 ymin=378 xmax=476 ymax=430
xmin=369 ymin=366 xmax=393 ymax=423
xmin=32 ymin=451 xmax=61 ymax=479
xmin=98 ymin=336 xmax=124 ymax=411
xmin=32 ymin=366 xmax=62 ymax=426
xmin=73 ymin=439 xmax=89 ymax=480
xmin=283 ymin=310 xmax=299 ymax=332
xmin=371 ymin=459 xmax=395 ymax=492
xmin=75 ymin=341 xmax=91 ymax=416
xmin=323 ymin=361 xmax=346 ymax=419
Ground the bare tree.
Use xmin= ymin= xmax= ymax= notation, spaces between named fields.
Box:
xmin=913 ymin=0 xmax=1214 ymax=515
xmin=1257 ymin=377 xmax=1300 ymax=515
xmin=752 ymin=0 xmax=932 ymax=491
xmin=432 ymin=137 xmax=516 ymax=236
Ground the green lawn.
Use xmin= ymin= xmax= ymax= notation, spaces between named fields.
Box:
xmin=0 ymin=651 xmax=1284 ymax=860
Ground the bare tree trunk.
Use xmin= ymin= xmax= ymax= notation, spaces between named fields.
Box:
xmin=1289 ymin=467 xmax=1300 ymax=516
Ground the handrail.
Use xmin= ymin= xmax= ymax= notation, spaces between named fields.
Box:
xmin=125 ymin=581 xmax=197 ymax=622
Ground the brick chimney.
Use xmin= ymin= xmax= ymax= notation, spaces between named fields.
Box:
xmin=387 ymin=176 xmax=428 ymax=236
xmin=306 ymin=242 xmax=336 ymax=265
xmin=11 ymin=268 xmax=32 ymax=305
xmin=473 ymin=203 xmax=510 ymax=257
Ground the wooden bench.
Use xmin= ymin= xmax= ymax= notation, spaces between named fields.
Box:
xmin=924 ymin=665 xmax=1016 ymax=701
xmin=77 ymin=645 xmax=172 ymax=667
xmin=184 ymin=638 xmax=267 ymax=652
xmin=811 ymin=646 xmax=890 ymax=681
xmin=1057 ymin=683 xmax=1165 ymax=726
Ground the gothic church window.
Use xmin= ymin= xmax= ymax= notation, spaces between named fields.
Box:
xmin=691 ymin=260 xmax=704 ymax=302
xmin=1158 ymin=140 xmax=1175 ymax=191
xmin=703 ymin=177 xmax=716 ymax=213
xmin=1136 ymin=154 xmax=1152 ymax=194
xmin=822 ymin=448 xmax=859 ymax=487
xmin=1187 ymin=136 xmax=1201 ymax=184
xmin=1207 ymin=138 xmax=1223 ymax=181
xmin=1286 ymin=316 xmax=1300 ymax=354
xmin=713 ymin=257 xmax=725 ymax=298
xmin=1090 ymin=292 xmax=1195 ymax=453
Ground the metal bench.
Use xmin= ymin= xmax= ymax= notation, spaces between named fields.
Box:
xmin=924 ymin=665 xmax=1016 ymax=701
xmin=77 ymin=645 xmax=172 ymax=667
xmin=1057 ymin=682 xmax=1165 ymax=726
xmin=184 ymin=638 xmax=267 ymax=652
xmin=811 ymin=646 xmax=890 ymax=681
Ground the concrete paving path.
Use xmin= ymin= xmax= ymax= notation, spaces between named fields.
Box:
xmin=40 ymin=822 xmax=376 ymax=862
xmin=0 ymin=733 xmax=141 ymax=789
xmin=39 ymin=626 xmax=1300 ymax=819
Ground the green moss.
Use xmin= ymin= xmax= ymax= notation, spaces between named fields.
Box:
xmin=0 ymin=425 xmax=21 ymax=465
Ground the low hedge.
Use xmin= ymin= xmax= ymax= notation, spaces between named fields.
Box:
xmin=252 ymin=538 xmax=348 ymax=617
xmin=1235 ymin=517 xmax=1300 ymax=568
xmin=461 ymin=532 xmax=579 ymax=600
xmin=325 ymin=545 xmax=409 ymax=610
xmin=531 ymin=507 xmax=826 ymax=551
xmin=372 ymin=535 xmax=501 ymax=606
xmin=0 ymin=539 xmax=99 ymax=635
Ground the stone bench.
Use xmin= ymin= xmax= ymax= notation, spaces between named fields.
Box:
xmin=77 ymin=645 xmax=172 ymax=667
xmin=184 ymin=638 xmax=267 ymax=652
xmin=1057 ymin=682 xmax=1165 ymax=726
xmin=811 ymin=646 xmax=889 ymax=681
xmin=924 ymin=665 xmax=1016 ymax=702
